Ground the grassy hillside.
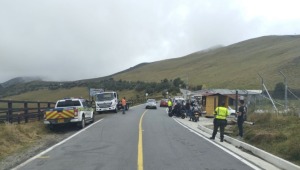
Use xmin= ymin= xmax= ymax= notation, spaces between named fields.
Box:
xmin=2 ymin=87 xmax=156 ymax=104
xmin=1 ymin=35 xmax=300 ymax=100
xmin=113 ymin=35 xmax=300 ymax=90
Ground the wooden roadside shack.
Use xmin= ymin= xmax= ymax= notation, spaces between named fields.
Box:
xmin=201 ymin=93 xmax=231 ymax=118
xmin=190 ymin=89 xmax=262 ymax=118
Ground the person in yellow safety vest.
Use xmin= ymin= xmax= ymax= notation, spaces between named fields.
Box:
xmin=210 ymin=102 xmax=229 ymax=142
xmin=167 ymin=99 xmax=173 ymax=113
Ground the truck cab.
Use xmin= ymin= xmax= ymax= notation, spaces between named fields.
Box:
xmin=95 ymin=91 xmax=118 ymax=113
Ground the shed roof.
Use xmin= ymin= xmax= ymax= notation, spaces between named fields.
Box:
xmin=191 ymin=89 xmax=261 ymax=96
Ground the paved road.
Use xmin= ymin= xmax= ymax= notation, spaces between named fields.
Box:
xmin=15 ymin=104 xmax=258 ymax=170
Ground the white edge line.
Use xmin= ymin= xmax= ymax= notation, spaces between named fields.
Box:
xmin=12 ymin=119 xmax=104 ymax=170
xmin=173 ymin=118 xmax=262 ymax=170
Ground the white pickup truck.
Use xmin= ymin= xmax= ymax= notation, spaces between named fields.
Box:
xmin=44 ymin=98 xmax=94 ymax=129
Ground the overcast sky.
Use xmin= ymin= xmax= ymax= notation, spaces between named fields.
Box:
xmin=1 ymin=0 xmax=300 ymax=83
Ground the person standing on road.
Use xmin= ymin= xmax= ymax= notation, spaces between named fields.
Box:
xmin=185 ymin=100 xmax=192 ymax=121
xmin=237 ymin=100 xmax=247 ymax=139
xmin=121 ymin=97 xmax=127 ymax=114
xmin=167 ymin=98 xmax=173 ymax=113
xmin=210 ymin=102 xmax=229 ymax=142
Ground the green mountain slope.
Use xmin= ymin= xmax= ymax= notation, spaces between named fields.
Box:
xmin=113 ymin=35 xmax=300 ymax=90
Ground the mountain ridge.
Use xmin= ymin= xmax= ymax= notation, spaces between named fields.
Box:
xmin=1 ymin=35 xmax=300 ymax=97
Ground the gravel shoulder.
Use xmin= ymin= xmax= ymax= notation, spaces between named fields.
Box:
xmin=0 ymin=113 xmax=108 ymax=170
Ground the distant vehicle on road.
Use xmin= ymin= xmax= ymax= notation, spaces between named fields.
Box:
xmin=160 ymin=99 xmax=168 ymax=107
xmin=145 ymin=99 xmax=157 ymax=109
xmin=95 ymin=91 xmax=118 ymax=113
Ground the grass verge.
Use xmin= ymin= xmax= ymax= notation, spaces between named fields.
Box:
xmin=230 ymin=113 xmax=300 ymax=166
xmin=0 ymin=121 xmax=49 ymax=161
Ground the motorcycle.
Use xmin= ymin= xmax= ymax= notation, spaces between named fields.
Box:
xmin=190 ymin=105 xmax=201 ymax=122
xmin=169 ymin=104 xmax=186 ymax=119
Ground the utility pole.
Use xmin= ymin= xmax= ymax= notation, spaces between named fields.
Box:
xmin=279 ymin=71 xmax=288 ymax=111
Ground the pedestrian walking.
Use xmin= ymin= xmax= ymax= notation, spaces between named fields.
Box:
xmin=237 ymin=100 xmax=247 ymax=139
xmin=210 ymin=102 xmax=229 ymax=142
xmin=121 ymin=97 xmax=126 ymax=114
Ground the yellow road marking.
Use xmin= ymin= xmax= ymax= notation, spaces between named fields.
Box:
xmin=138 ymin=110 xmax=147 ymax=170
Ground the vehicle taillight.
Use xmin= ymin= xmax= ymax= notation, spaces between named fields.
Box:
xmin=74 ymin=108 xmax=78 ymax=116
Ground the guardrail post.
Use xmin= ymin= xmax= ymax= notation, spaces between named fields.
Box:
xmin=24 ymin=102 xmax=28 ymax=123
xmin=37 ymin=102 xmax=41 ymax=121
xmin=17 ymin=113 xmax=21 ymax=124
xmin=7 ymin=101 xmax=13 ymax=123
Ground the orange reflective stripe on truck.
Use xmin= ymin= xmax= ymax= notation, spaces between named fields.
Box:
xmin=45 ymin=110 xmax=75 ymax=120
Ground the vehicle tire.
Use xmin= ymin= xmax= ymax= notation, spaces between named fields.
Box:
xmin=114 ymin=108 xmax=118 ymax=113
xmin=181 ymin=114 xmax=185 ymax=119
xmin=97 ymin=111 xmax=101 ymax=114
xmin=90 ymin=113 xmax=94 ymax=123
xmin=79 ymin=115 xmax=85 ymax=129
xmin=48 ymin=124 xmax=56 ymax=131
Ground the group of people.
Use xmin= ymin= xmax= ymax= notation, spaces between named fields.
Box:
xmin=167 ymin=98 xmax=201 ymax=119
xmin=167 ymin=98 xmax=184 ymax=117
xmin=210 ymin=100 xmax=247 ymax=142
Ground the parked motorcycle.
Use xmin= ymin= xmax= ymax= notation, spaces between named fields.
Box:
xmin=169 ymin=103 xmax=186 ymax=119
xmin=191 ymin=110 xmax=200 ymax=122
xmin=190 ymin=105 xmax=201 ymax=122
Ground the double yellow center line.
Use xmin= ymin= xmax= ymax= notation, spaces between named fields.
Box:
xmin=138 ymin=110 xmax=147 ymax=170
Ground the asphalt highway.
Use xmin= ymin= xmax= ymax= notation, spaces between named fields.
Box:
xmin=15 ymin=104 xmax=257 ymax=170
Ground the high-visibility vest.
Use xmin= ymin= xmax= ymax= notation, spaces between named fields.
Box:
xmin=214 ymin=106 xmax=229 ymax=119
xmin=168 ymin=100 xmax=172 ymax=107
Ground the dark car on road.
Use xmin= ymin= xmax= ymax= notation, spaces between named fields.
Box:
xmin=160 ymin=99 xmax=168 ymax=107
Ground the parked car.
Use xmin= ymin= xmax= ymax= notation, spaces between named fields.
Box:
xmin=160 ymin=99 xmax=168 ymax=107
xmin=228 ymin=106 xmax=236 ymax=116
xmin=145 ymin=99 xmax=157 ymax=109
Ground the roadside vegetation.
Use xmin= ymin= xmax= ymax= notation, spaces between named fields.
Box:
xmin=0 ymin=121 xmax=49 ymax=161
xmin=230 ymin=112 xmax=300 ymax=165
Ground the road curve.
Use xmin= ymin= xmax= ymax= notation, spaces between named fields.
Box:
xmin=15 ymin=104 xmax=260 ymax=170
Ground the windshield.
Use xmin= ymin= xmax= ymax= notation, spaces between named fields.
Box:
xmin=56 ymin=100 xmax=81 ymax=107
xmin=147 ymin=99 xmax=156 ymax=103
xmin=96 ymin=93 xmax=114 ymax=101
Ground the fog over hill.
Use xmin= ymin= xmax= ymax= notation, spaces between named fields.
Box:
xmin=2 ymin=35 xmax=300 ymax=91
xmin=0 ymin=77 xmax=42 ymax=88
